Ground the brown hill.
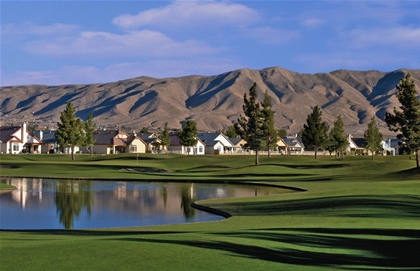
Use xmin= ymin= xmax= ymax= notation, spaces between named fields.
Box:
xmin=1 ymin=67 xmax=419 ymax=136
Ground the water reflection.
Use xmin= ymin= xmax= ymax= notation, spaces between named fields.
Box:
xmin=0 ymin=178 xmax=290 ymax=230
xmin=55 ymin=180 xmax=93 ymax=229
xmin=180 ymin=184 xmax=196 ymax=219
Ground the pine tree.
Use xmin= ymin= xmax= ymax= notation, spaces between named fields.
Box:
xmin=364 ymin=116 xmax=383 ymax=160
xmin=159 ymin=122 xmax=171 ymax=154
xmin=177 ymin=120 xmax=198 ymax=155
xmin=301 ymin=106 xmax=329 ymax=159
xmin=277 ymin=129 xmax=287 ymax=138
xmin=82 ymin=112 xmax=96 ymax=156
xmin=235 ymin=83 xmax=264 ymax=165
xmin=327 ymin=115 xmax=348 ymax=159
xmin=56 ymin=102 xmax=84 ymax=160
xmin=224 ymin=125 xmax=238 ymax=138
xmin=385 ymin=73 xmax=420 ymax=168
xmin=261 ymin=90 xmax=277 ymax=157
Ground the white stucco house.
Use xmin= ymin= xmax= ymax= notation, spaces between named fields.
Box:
xmin=197 ymin=132 xmax=234 ymax=154
xmin=0 ymin=123 xmax=42 ymax=154
xmin=167 ymin=134 xmax=205 ymax=155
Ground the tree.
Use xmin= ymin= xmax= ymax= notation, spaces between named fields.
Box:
xmin=301 ymin=106 xmax=329 ymax=159
xmin=82 ymin=112 xmax=96 ymax=156
xmin=159 ymin=122 xmax=171 ymax=154
xmin=385 ymin=73 xmax=420 ymax=168
xmin=140 ymin=127 xmax=148 ymax=133
xmin=177 ymin=120 xmax=198 ymax=155
xmin=277 ymin=129 xmax=287 ymax=138
xmin=235 ymin=83 xmax=264 ymax=165
xmin=56 ymin=102 xmax=84 ymax=160
xmin=327 ymin=115 xmax=348 ymax=159
xmin=224 ymin=125 xmax=238 ymax=138
xmin=364 ymin=116 xmax=383 ymax=160
xmin=261 ymin=90 xmax=277 ymax=157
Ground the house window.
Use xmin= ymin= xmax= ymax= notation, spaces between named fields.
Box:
xmin=199 ymin=146 xmax=203 ymax=153
xmin=132 ymin=145 xmax=137 ymax=152
xmin=13 ymin=144 xmax=19 ymax=152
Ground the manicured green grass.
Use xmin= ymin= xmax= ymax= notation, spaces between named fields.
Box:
xmin=1 ymin=154 xmax=419 ymax=270
xmin=0 ymin=183 xmax=15 ymax=190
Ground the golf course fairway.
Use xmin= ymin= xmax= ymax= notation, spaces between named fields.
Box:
xmin=1 ymin=154 xmax=419 ymax=270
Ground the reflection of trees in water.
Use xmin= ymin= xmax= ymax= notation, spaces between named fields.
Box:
xmin=180 ymin=184 xmax=196 ymax=219
xmin=55 ymin=180 xmax=93 ymax=229
xmin=162 ymin=185 xmax=168 ymax=207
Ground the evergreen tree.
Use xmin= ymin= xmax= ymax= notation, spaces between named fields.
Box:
xmin=159 ymin=122 xmax=171 ymax=154
xmin=82 ymin=112 xmax=96 ymax=156
xmin=56 ymin=102 xmax=84 ymax=160
xmin=224 ymin=125 xmax=238 ymax=138
xmin=177 ymin=120 xmax=198 ymax=155
xmin=235 ymin=83 xmax=264 ymax=165
xmin=301 ymin=105 xmax=329 ymax=159
xmin=140 ymin=127 xmax=149 ymax=133
xmin=364 ymin=116 xmax=383 ymax=160
xmin=385 ymin=73 xmax=420 ymax=168
xmin=327 ymin=115 xmax=348 ymax=159
xmin=261 ymin=90 xmax=277 ymax=157
xmin=277 ymin=129 xmax=287 ymax=138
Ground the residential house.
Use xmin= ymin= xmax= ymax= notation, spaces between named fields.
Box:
xmin=136 ymin=133 xmax=162 ymax=153
xmin=92 ymin=130 xmax=149 ymax=154
xmin=32 ymin=130 xmax=80 ymax=154
xmin=229 ymin=137 xmax=247 ymax=153
xmin=0 ymin=123 xmax=42 ymax=154
xmin=197 ymin=132 xmax=234 ymax=154
xmin=282 ymin=136 xmax=305 ymax=154
xmin=381 ymin=138 xmax=396 ymax=156
xmin=167 ymin=134 xmax=205 ymax=155
xmin=274 ymin=137 xmax=288 ymax=153
xmin=347 ymin=134 xmax=367 ymax=155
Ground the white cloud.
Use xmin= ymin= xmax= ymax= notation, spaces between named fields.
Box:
xmin=112 ymin=1 xmax=259 ymax=29
xmin=345 ymin=26 xmax=420 ymax=49
xmin=1 ymin=22 xmax=79 ymax=43
xmin=24 ymin=29 xmax=221 ymax=57
xmin=301 ymin=18 xmax=325 ymax=28
xmin=1 ymin=22 xmax=79 ymax=36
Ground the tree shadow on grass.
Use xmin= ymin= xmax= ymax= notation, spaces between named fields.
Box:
xmin=115 ymin=227 xmax=420 ymax=269
xmin=267 ymin=163 xmax=350 ymax=170
xmin=210 ymin=194 xmax=420 ymax=218
xmin=390 ymin=167 xmax=420 ymax=179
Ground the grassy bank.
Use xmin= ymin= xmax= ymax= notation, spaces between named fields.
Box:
xmin=1 ymin=154 xmax=419 ymax=270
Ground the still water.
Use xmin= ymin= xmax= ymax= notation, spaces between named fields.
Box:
xmin=0 ymin=178 xmax=289 ymax=230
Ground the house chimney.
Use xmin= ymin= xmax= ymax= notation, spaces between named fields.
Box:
xmin=21 ymin=122 xmax=27 ymax=142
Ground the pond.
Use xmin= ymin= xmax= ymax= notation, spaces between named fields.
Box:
xmin=0 ymin=178 xmax=291 ymax=230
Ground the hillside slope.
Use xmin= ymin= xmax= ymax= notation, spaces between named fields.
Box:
xmin=1 ymin=67 xmax=419 ymax=135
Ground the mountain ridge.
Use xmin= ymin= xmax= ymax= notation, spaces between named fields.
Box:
xmin=1 ymin=67 xmax=419 ymax=136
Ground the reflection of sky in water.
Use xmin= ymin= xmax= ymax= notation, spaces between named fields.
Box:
xmin=0 ymin=178 xmax=288 ymax=230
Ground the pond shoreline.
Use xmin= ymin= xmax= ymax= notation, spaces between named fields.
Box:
xmin=0 ymin=175 xmax=307 ymax=192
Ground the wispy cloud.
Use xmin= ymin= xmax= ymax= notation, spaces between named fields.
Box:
xmin=345 ymin=26 xmax=420 ymax=49
xmin=23 ymin=29 xmax=221 ymax=57
xmin=1 ymin=22 xmax=79 ymax=36
xmin=1 ymin=22 xmax=79 ymax=43
xmin=112 ymin=1 xmax=259 ymax=29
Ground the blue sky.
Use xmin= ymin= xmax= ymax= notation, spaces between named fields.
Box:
xmin=1 ymin=1 xmax=420 ymax=86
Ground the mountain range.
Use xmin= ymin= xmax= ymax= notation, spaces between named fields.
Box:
xmin=1 ymin=67 xmax=419 ymax=136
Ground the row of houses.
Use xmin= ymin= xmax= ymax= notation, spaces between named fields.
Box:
xmin=0 ymin=123 xmax=398 ymax=156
